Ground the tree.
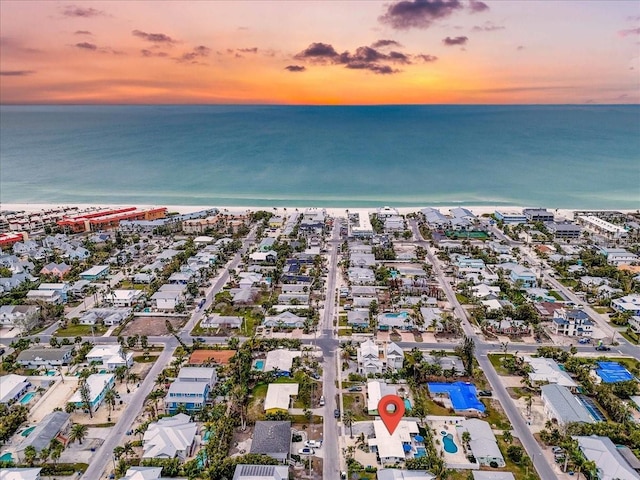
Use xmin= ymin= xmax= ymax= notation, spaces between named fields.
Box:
xmin=456 ymin=335 xmax=475 ymax=377
xmin=343 ymin=410 xmax=355 ymax=439
xmin=114 ymin=365 xmax=127 ymax=384
xmin=103 ymin=388 xmax=117 ymax=421
xmin=506 ymin=445 xmax=523 ymax=464
xmin=68 ymin=423 xmax=89 ymax=445
xmin=503 ymin=430 xmax=513 ymax=444
xmin=23 ymin=446 xmax=37 ymax=466
xmin=79 ymin=379 xmax=93 ymax=418
xmin=113 ymin=445 xmax=125 ymax=461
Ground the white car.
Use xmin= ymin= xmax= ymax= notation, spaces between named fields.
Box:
xmin=304 ymin=440 xmax=322 ymax=448
xmin=298 ymin=447 xmax=315 ymax=455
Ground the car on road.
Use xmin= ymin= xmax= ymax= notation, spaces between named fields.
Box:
xmin=478 ymin=390 xmax=492 ymax=396
xmin=298 ymin=447 xmax=314 ymax=455
xmin=195 ymin=337 xmax=206 ymax=343
xmin=348 ymin=386 xmax=362 ymax=392
xmin=595 ymin=345 xmax=611 ymax=351
xmin=304 ymin=440 xmax=322 ymax=448
xmin=578 ymin=338 xmax=591 ymax=344
xmin=319 ymin=396 xmax=325 ymax=406
xmin=334 ymin=409 xmax=340 ymax=418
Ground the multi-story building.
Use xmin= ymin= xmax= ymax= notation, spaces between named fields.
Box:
xmin=551 ymin=308 xmax=593 ymax=337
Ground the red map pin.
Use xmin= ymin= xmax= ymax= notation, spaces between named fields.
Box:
xmin=378 ymin=394 xmax=405 ymax=435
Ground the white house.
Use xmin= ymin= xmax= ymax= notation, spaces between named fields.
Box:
xmin=524 ymin=356 xmax=577 ymax=388
xmin=0 ymin=374 xmax=31 ymax=405
xmin=111 ymin=289 xmax=143 ymax=307
xmin=176 ymin=367 xmax=217 ymax=388
xmin=612 ymin=294 xmax=640 ymax=316
xmin=367 ymin=380 xmax=397 ymax=415
xmin=0 ymin=305 xmax=40 ymax=331
xmin=456 ymin=419 xmax=505 ymax=467
xmin=574 ymin=435 xmax=640 ymax=480
xmin=86 ymin=345 xmax=134 ymax=370
xmin=386 ymin=342 xmax=404 ymax=371
xmin=263 ymin=311 xmax=306 ymax=329
xmin=143 ymin=414 xmax=197 ymax=460
xmin=264 ymin=383 xmax=299 ymax=412
xmin=368 ymin=419 xmax=420 ymax=464
xmin=551 ymin=308 xmax=593 ymax=337
xmin=357 ymin=339 xmax=383 ymax=375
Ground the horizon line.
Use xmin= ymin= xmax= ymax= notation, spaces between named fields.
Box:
xmin=2 ymin=102 xmax=639 ymax=107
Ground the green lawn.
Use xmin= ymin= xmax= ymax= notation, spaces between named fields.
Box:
xmin=456 ymin=293 xmax=470 ymax=304
xmin=621 ymin=330 xmax=639 ymax=345
xmin=55 ymin=324 xmax=107 ymax=337
xmin=488 ymin=353 xmax=514 ymax=376
xmin=424 ymin=395 xmax=453 ymax=416
xmin=343 ymin=393 xmax=370 ymax=421
xmin=482 ymin=399 xmax=511 ymax=430
xmin=133 ymin=355 xmax=159 ymax=363
xmin=593 ymin=306 xmax=611 ymax=314
xmin=549 ymin=291 xmax=563 ymax=301
xmin=497 ymin=435 xmax=540 ymax=480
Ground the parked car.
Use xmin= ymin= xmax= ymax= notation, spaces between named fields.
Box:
xmin=305 ymin=440 xmax=322 ymax=448
xmin=298 ymin=447 xmax=315 ymax=455
xmin=478 ymin=390 xmax=492 ymax=396
xmin=348 ymin=386 xmax=363 ymax=392
xmin=552 ymin=446 xmax=564 ymax=454
xmin=319 ymin=396 xmax=325 ymax=406
xmin=578 ymin=338 xmax=591 ymax=344
xmin=595 ymin=345 xmax=611 ymax=351
xmin=195 ymin=337 xmax=206 ymax=343
xmin=334 ymin=409 xmax=340 ymax=418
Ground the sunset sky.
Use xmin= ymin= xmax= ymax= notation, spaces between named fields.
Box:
xmin=1 ymin=0 xmax=639 ymax=104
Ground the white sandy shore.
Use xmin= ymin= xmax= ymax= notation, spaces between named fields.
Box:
xmin=0 ymin=202 xmax=592 ymax=221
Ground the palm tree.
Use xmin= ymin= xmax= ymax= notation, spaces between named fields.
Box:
xmin=343 ymin=410 xmax=355 ymax=439
xmin=127 ymin=372 xmax=141 ymax=386
xmin=79 ymin=379 xmax=93 ymax=418
xmin=103 ymin=388 xmax=117 ymax=421
xmin=49 ymin=439 xmax=63 ymax=464
xmin=38 ymin=446 xmax=50 ymax=465
xmin=68 ymin=423 xmax=89 ymax=445
xmin=502 ymin=430 xmax=513 ymax=444
xmin=122 ymin=441 xmax=135 ymax=460
xmin=23 ymin=446 xmax=37 ymax=466
xmin=114 ymin=366 xmax=127 ymax=384
xmin=113 ymin=445 xmax=125 ymax=461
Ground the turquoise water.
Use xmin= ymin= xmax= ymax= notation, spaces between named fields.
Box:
xmin=414 ymin=447 xmax=427 ymax=458
xmin=404 ymin=399 xmax=412 ymax=411
xmin=19 ymin=393 xmax=35 ymax=404
xmin=0 ymin=452 xmax=13 ymax=462
xmin=21 ymin=426 xmax=35 ymax=437
xmin=46 ymin=370 xmax=56 ymax=376
xmin=442 ymin=433 xmax=458 ymax=454
xmin=1 ymin=105 xmax=638 ymax=209
xmin=254 ymin=360 xmax=264 ymax=370
xmin=203 ymin=431 xmax=211 ymax=441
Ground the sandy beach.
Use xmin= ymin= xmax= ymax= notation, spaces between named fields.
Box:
xmin=1 ymin=202 xmax=587 ymax=221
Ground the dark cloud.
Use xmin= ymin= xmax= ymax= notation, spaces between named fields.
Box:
xmin=517 ymin=45 xmax=525 ymax=51
xmin=74 ymin=30 xmax=92 ymax=35
xmin=141 ymin=49 xmax=169 ymax=58
xmin=176 ymin=45 xmax=211 ymax=63
xmin=472 ymin=21 xmax=504 ymax=32
xmin=388 ymin=51 xmax=412 ymax=64
xmin=132 ymin=30 xmax=176 ymax=44
xmin=468 ymin=0 xmax=489 ymax=13
xmin=61 ymin=5 xmax=104 ymax=17
xmin=345 ymin=63 xmax=397 ymax=74
xmin=238 ymin=47 xmax=258 ymax=53
xmin=371 ymin=39 xmax=402 ymax=48
xmin=75 ymin=42 xmax=97 ymax=50
xmin=349 ymin=46 xmax=388 ymax=63
xmin=379 ymin=0 xmax=463 ymax=30
xmin=619 ymin=27 xmax=640 ymax=37
xmin=294 ymin=42 xmax=339 ymax=61
xmin=443 ymin=36 xmax=468 ymax=45
xmin=416 ymin=54 xmax=438 ymax=62
xmin=0 ymin=70 xmax=36 ymax=76
xmin=285 ymin=65 xmax=306 ymax=72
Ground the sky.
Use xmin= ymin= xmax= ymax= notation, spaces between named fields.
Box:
xmin=1 ymin=0 xmax=639 ymax=104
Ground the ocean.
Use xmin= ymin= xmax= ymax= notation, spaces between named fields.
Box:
xmin=1 ymin=105 xmax=638 ymax=209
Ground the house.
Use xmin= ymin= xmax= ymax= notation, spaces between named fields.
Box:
xmin=378 ymin=311 xmax=413 ymax=331
xmin=377 ymin=470 xmax=435 ymax=480
xmin=0 ymin=374 xmax=31 ymax=404
xmin=456 ymin=419 xmax=505 ymax=467
xmin=574 ymin=435 xmax=640 ymax=480
xmin=612 ymin=294 xmax=640 ymax=316
xmin=471 ymin=284 xmax=500 ymax=300
xmin=86 ymin=344 xmax=134 ymax=370
xmin=151 ymin=287 xmax=184 ymax=311
xmin=348 ymin=267 xmax=375 ymax=284
xmin=69 ymin=373 xmax=115 ymax=412
xmin=25 ymin=289 xmax=62 ymax=304
xmin=551 ymin=308 xmax=593 ymax=337
xmin=40 ymin=262 xmax=71 ymax=279
xmin=201 ymin=314 xmax=243 ymax=329
xmin=598 ymin=247 xmax=639 ymax=266
xmin=546 ymin=222 xmax=581 ymax=239
xmin=165 ymin=381 xmax=209 ymax=414
xmin=133 ymin=273 xmax=156 ymax=284
xmin=0 ymin=468 xmax=43 ymax=480
xmin=472 ymin=473 xmax=515 ymax=480
xmin=347 ymin=310 xmax=370 ymax=329
xmin=142 ymin=414 xmax=197 ymax=461
xmin=111 ymin=289 xmax=143 ymax=307
xmin=264 ymin=383 xmax=299 ymax=413
xmin=250 ymin=251 xmax=277 ymax=263
xmin=79 ymin=265 xmax=110 ymax=281
xmin=16 ymin=346 xmax=73 ymax=367
xmin=367 ymin=380 xmax=397 ymax=415
xmin=358 ymin=339 xmax=383 ymax=375
xmin=485 ymin=318 xmax=529 ymax=336
xmin=15 ymin=411 xmax=71 ymax=461
xmin=494 ymin=210 xmax=526 ymax=224
xmin=351 ymin=253 xmax=376 ymax=268
xmin=263 ymin=350 xmax=301 ymax=376
xmin=177 ymin=367 xmax=217 ymax=387
xmin=386 ymin=342 xmax=404 ymax=371
xmin=0 ymin=305 xmax=40 ymax=331
xmin=506 ymin=264 xmax=537 ymax=288
xmin=277 ymin=293 xmax=309 ymax=305
xmin=384 ymin=216 xmax=405 ymax=231
xmin=249 ymin=421 xmax=291 ymax=463
xmin=263 ymin=311 xmax=306 ymax=329
xmin=122 ymin=466 xmax=187 ymax=480
xmin=368 ymin=419 xmax=420 ymax=464
xmin=540 ymin=384 xmax=594 ymax=426
xmin=421 ymin=208 xmax=450 ymax=229
xmin=420 ymin=307 xmax=443 ymax=333
xmin=523 ymin=208 xmax=554 ymax=222
xmin=232 ymin=464 xmax=290 ymax=480
xmin=524 ymin=356 xmax=577 ymax=388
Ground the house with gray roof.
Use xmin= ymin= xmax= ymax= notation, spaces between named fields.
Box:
xmin=263 ymin=311 xmax=306 ymax=329
xmin=16 ymin=346 xmax=73 ymax=367
xmin=232 ymin=464 xmax=290 ymax=480
xmin=472 ymin=472 xmax=515 ymax=480
xmin=0 ymin=305 xmax=40 ymax=331
xmin=377 ymin=470 xmax=435 ymax=480
xmin=348 ymin=310 xmax=370 ymax=329
xmin=249 ymin=421 xmax=291 ymax=463
xmin=0 ymin=468 xmax=43 ymax=480
xmin=15 ymin=411 xmax=70 ymax=461
xmin=456 ymin=419 xmax=505 ymax=467
xmin=574 ymin=435 xmax=640 ymax=480
xmin=541 ymin=384 xmax=594 ymax=426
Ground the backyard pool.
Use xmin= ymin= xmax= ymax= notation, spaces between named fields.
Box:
xmin=254 ymin=360 xmax=264 ymax=371
xmin=414 ymin=447 xmax=427 ymax=458
xmin=19 ymin=392 xmax=35 ymax=404
xmin=46 ymin=370 xmax=56 ymax=376
xmin=21 ymin=426 xmax=35 ymax=437
xmin=0 ymin=452 xmax=13 ymax=462
xmin=442 ymin=433 xmax=458 ymax=454
xmin=404 ymin=399 xmax=412 ymax=411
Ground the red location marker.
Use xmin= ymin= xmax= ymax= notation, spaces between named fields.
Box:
xmin=378 ymin=394 xmax=405 ymax=435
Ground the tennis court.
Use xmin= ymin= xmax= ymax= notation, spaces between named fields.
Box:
xmin=596 ymin=362 xmax=634 ymax=383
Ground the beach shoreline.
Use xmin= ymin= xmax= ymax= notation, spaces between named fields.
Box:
xmin=2 ymin=202 xmax=628 ymax=222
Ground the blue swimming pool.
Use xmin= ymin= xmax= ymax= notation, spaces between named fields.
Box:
xmin=404 ymin=398 xmax=412 ymax=411
xmin=19 ymin=392 xmax=35 ymax=404
xmin=0 ymin=452 xmax=13 ymax=462
xmin=414 ymin=447 xmax=427 ymax=458
xmin=442 ymin=433 xmax=458 ymax=454
xmin=46 ymin=370 xmax=56 ymax=376
xmin=21 ymin=426 xmax=35 ymax=437
xmin=254 ymin=360 xmax=264 ymax=370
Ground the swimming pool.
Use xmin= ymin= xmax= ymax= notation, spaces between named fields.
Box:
xmin=46 ymin=370 xmax=56 ymax=376
xmin=19 ymin=392 xmax=35 ymax=404
xmin=442 ymin=433 xmax=458 ymax=454
xmin=414 ymin=447 xmax=426 ymax=458
xmin=0 ymin=452 xmax=13 ymax=463
xmin=254 ymin=360 xmax=264 ymax=370
xmin=21 ymin=426 xmax=35 ymax=437
xmin=404 ymin=398 xmax=412 ymax=411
